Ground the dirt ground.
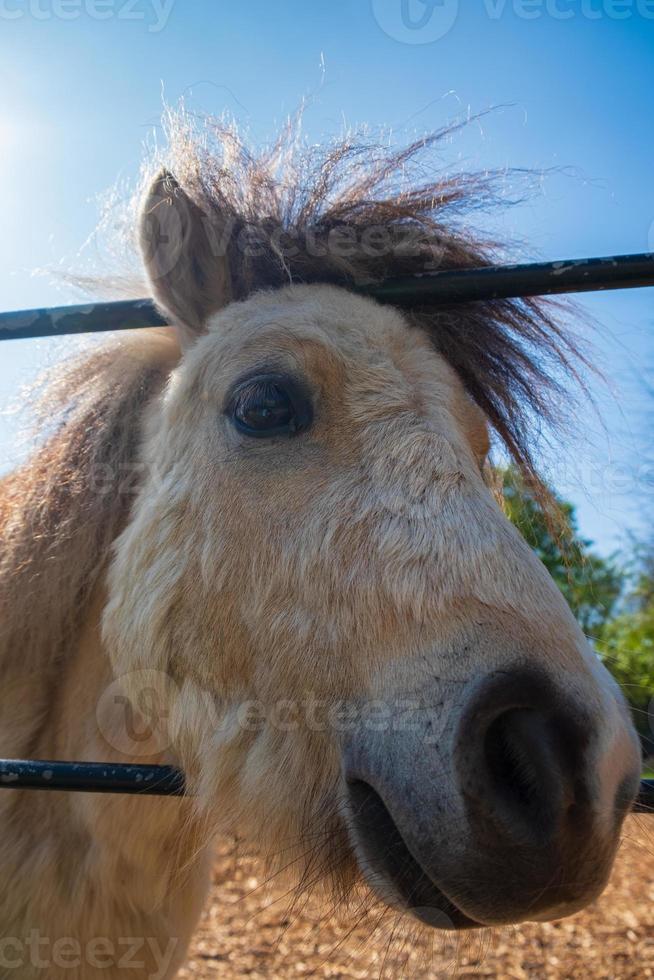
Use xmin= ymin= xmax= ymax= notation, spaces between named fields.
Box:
xmin=179 ymin=816 xmax=654 ymax=979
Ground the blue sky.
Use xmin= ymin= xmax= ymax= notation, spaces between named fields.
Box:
xmin=0 ymin=1 xmax=652 ymax=554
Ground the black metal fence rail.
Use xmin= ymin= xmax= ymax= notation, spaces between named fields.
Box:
xmin=1 ymin=252 xmax=653 ymax=342
xmin=0 ymin=759 xmax=652 ymax=813
xmin=0 ymin=759 xmax=185 ymax=796
xmin=367 ymin=252 xmax=654 ymax=306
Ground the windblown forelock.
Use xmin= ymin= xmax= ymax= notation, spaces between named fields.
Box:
xmin=164 ymin=109 xmax=503 ymax=295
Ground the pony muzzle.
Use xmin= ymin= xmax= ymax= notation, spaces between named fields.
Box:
xmin=342 ymin=668 xmax=641 ymax=929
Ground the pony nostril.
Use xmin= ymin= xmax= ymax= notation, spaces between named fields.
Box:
xmin=481 ymin=706 xmax=579 ymax=835
xmin=484 ymin=709 xmax=545 ymax=812
xmin=456 ymin=669 xmax=596 ymax=845
xmin=482 ymin=707 xmax=567 ymax=829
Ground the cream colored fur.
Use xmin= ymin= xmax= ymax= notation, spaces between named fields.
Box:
xmin=0 ymin=283 xmax=637 ymax=978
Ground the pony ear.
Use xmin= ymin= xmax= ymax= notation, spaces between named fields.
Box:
xmin=139 ymin=169 xmax=232 ymax=345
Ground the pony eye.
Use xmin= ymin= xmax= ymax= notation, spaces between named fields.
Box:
xmin=227 ymin=374 xmax=313 ymax=438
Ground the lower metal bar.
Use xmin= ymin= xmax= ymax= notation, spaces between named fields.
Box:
xmin=0 ymin=760 xmax=652 ymax=812
xmin=634 ymin=778 xmax=654 ymax=814
xmin=0 ymin=759 xmax=185 ymax=796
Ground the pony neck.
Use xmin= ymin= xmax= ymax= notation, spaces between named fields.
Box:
xmin=29 ymin=581 xmax=209 ymax=911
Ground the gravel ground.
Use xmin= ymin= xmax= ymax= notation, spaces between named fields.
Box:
xmin=179 ymin=816 xmax=654 ymax=979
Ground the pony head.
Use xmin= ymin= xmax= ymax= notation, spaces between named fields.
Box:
xmin=102 ymin=116 xmax=640 ymax=929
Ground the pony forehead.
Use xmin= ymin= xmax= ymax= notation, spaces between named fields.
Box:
xmin=192 ymin=283 xmax=459 ymax=395
xmin=206 ymin=283 xmax=408 ymax=343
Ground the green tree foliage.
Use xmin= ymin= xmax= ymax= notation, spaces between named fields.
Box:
xmin=500 ymin=466 xmax=623 ymax=633
xmin=595 ymin=552 xmax=654 ymax=748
